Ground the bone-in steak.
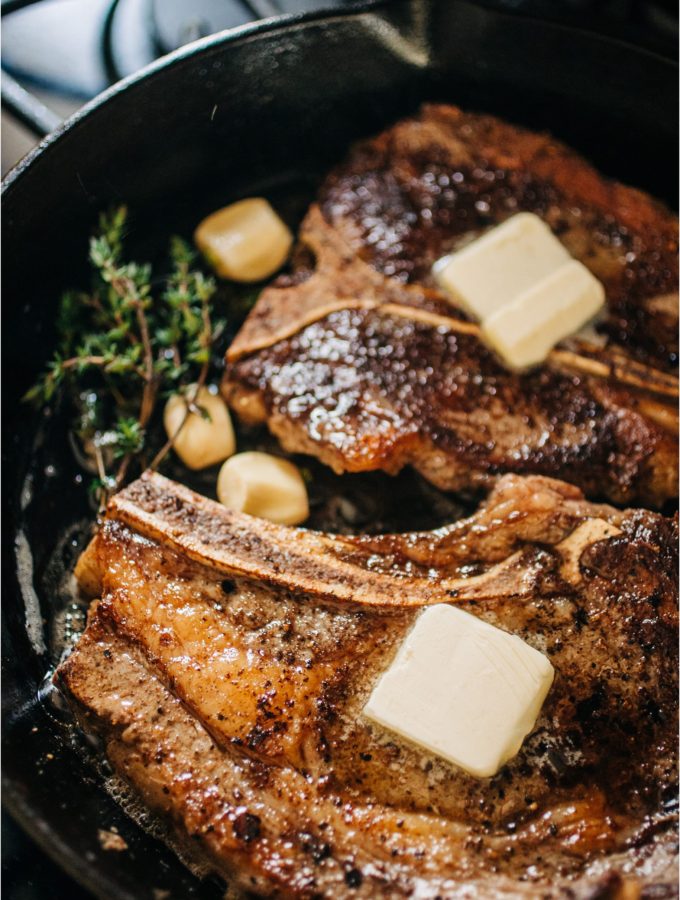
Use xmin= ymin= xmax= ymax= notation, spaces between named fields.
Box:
xmin=223 ymin=106 xmax=678 ymax=507
xmin=56 ymin=472 xmax=678 ymax=898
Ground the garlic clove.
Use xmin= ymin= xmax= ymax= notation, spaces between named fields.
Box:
xmin=195 ymin=198 xmax=292 ymax=283
xmin=164 ymin=386 xmax=236 ymax=470
xmin=217 ymin=452 xmax=309 ymax=526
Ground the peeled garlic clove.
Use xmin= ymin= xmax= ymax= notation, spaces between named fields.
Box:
xmin=195 ymin=198 xmax=292 ymax=283
xmin=217 ymin=452 xmax=309 ymax=526
xmin=164 ymin=386 xmax=236 ymax=470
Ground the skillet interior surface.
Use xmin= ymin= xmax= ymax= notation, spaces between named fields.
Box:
xmin=2 ymin=1 xmax=678 ymax=897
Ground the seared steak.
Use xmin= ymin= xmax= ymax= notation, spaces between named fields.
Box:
xmin=223 ymin=106 xmax=679 ymax=507
xmin=56 ymin=472 xmax=678 ymax=898
xmin=317 ymin=104 xmax=679 ymax=371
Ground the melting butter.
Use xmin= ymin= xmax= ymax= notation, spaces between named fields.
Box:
xmin=433 ymin=213 xmax=605 ymax=369
xmin=363 ymin=604 xmax=554 ymax=779
xmin=434 ymin=212 xmax=570 ymax=321
xmin=482 ymin=260 xmax=605 ymax=369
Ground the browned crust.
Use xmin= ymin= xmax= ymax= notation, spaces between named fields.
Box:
xmin=224 ymin=302 xmax=678 ymax=507
xmin=58 ymin=624 xmax=678 ymax=899
xmin=226 ymin=210 xmax=678 ymax=407
xmin=376 ymin=104 xmax=677 ymax=249
xmin=101 ymin=471 xmax=624 ymax=607
xmin=61 ymin=624 xmax=640 ymax=899
xmin=320 ymin=103 xmax=678 ymax=369
xmin=56 ymin=473 xmax=678 ymax=898
xmin=223 ymin=105 xmax=678 ymax=507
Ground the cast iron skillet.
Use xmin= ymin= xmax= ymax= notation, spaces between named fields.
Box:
xmin=2 ymin=2 xmax=678 ymax=897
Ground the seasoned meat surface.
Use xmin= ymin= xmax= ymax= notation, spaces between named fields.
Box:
xmin=318 ymin=104 xmax=679 ymax=370
xmin=56 ymin=472 xmax=678 ymax=898
xmin=224 ymin=105 xmax=679 ymax=507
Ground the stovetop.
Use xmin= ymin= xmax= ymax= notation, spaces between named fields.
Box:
xmin=1 ymin=0 xmax=677 ymax=896
xmin=0 ymin=0 xmax=355 ymax=172
xmin=1 ymin=0 xmax=677 ymax=171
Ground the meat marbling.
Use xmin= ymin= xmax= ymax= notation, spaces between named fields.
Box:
xmin=223 ymin=105 xmax=679 ymax=507
xmin=56 ymin=471 xmax=678 ymax=898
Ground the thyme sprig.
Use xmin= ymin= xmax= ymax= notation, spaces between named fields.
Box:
xmin=25 ymin=206 xmax=226 ymax=504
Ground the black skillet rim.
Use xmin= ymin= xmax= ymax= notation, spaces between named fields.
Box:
xmin=2 ymin=0 xmax=677 ymax=197
xmin=2 ymin=0 xmax=678 ymax=896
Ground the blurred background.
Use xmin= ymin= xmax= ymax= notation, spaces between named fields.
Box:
xmin=2 ymin=0 xmax=678 ymax=175
xmin=1 ymin=0 xmax=677 ymax=896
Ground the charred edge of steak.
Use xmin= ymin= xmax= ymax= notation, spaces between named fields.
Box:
xmin=53 ymin=473 xmax=678 ymax=897
xmin=318 ymin=103 xmax=678 ymax=370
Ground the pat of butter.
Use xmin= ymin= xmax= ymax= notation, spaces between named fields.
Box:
xmin=482 ymin=259 xmax=605 ymax=369
xmin=363 ymin=605 xmax=554 ymax=779
xmin=434 ymin=212 xmax=570 ymax=320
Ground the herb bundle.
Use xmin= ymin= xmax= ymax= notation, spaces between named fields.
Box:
xmin=25 ymin=206 xmax=227 ymax=504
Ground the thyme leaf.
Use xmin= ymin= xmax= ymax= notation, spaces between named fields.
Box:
xmin=25 ymin=206 xmax=225 ymax=506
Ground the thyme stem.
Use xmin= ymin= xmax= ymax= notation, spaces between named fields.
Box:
xmin=24 ymin=206 xmax=224 ymax=503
